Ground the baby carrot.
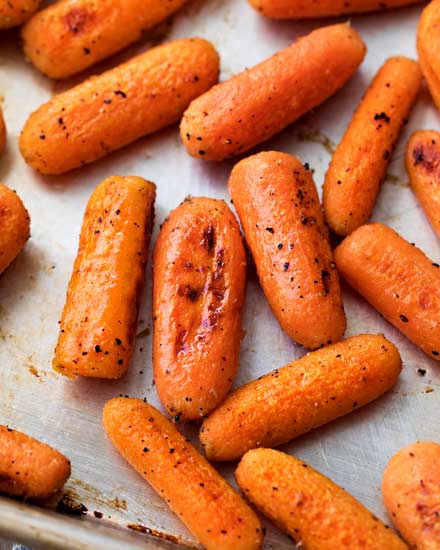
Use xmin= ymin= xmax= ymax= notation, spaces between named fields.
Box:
xmin=22 ymin=0 xmax=189 ymax=79
xmin=153 ymin=197 xmax=247 ymax=421
xmin=0 ymin=108 xmax=6 ymax=153
xmin=406 ymin=130 xmax=440 ymax=238
xmin=200 ymin=334 xmax=401 ymax=461
xmin=334 ymin=223 xmax=440 ymax=361
xmin=323 ymin=56 xmax=421 ymax=236
xmin=0 ymin=182 xmax=30 ymax=275
xmin=180 ymin=23 xmax=366 ymax=161
xmin=229 ymin=151 xmax=346 ymax=349
xmin=250 ymin=0 xmax=424 ymax=19
xmin=0 ymin=0 xmax=41 ymax=28
xmin=418 ymin=0 xmax=440 ymax=111
xmin=382 ymin=441 xmax=440 ymax=550
xmin=236 ymin=448 xmax=407 ymax=550
xmin=19 ymin=38 xmax=219 ymax=175
xmin=54 ymin=176 xmax=156 ymax=379
xmin=0 ymin=425 xmax=71 ymax=500
xmin=103 ymin=398 xmax=263 ymax=550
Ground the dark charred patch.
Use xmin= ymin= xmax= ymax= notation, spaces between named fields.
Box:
xmin=321 ymin=270 xmax=331 ymax=295
xmin=201 ymin=224 xmax=215 ymax=252
xmin=413 ymin=144 xmax=440 ymax=174
xmin=178 ymin=284 xmax=201 ymax=302
xmin=57 ymin=494 xmax=88 ymax=516
xmin=65 ymin=8 xmax=92 ymax=34
xmin=174 ymin=330 xmax=188 ymax=355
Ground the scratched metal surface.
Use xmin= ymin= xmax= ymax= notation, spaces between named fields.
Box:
xmin=0 ymin=1 xmax=439 ymax=548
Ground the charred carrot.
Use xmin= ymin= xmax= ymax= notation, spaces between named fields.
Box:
xmin=0 ymin=183 xmax=30 ymax=275
xmin=418 ymin=0 xmax=440 ymax=111
xmin=103 ymin=398 xmax=263 ymax=550
xmin=54 ymin=176 xmax=155 ymax=379
xmin=0 ymin=108 xmax=6 ymax=153
xmin=19 ymin=38 xmax=219 ymax=175
xmin=406 ymin=130 xmax=440 ymax=238
xmin=323 ymin=56 xmax=421 ymax=236
xmin=236 ymin=448 xmax=407 ymax=550
xmin=153 ymin=197 xmax=247 ymax=421
xmin=0 ymin=0 xmax=41 ymax=28
xmin=180 ymin=23 xmax=366 ymax=161
xmin=200 ymin=334 xmax=401 ymax=461
xmin=22 ymin=0 xmax=189 ymax=79
xmin=229 ymin=151 xmax=346 ymax=349
xmin=382 ymin=441 xmax=440 ymax=549
xmin=334 ymin=223 xmax=440 ymax=361
xmin=0 ymin=425 xmax=71 ymax=499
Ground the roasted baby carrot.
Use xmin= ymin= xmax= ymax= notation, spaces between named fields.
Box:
xmin=323 ymin=56 xmax=421 ymax=236
xmin=180 ymin=23 xmax=366 ymax=161
xmin=0 ymin=183 xmax=30 ymax=275
xmin=236 ymin=448 xmax=407 ymax=550
xmin=229 ymin=151 xmax=346 ymax=349
xmin=200 ymin=334 xmax=401 ymax=461
xmin=22 ymin=0 xmax=189 ymax=79
xmin=250 ymin=0 xmax=423 ymax=19
xmin=0 ymin=0 xmax=41 ymax=28
xmin=19 ymin=38 xmax=219 ymax=175
xmin=103 ymin=398 xmax=263 ymax=550
xmin=54 ymin=176 xmax=155 ymax=379
xmin=406 ymin=130 xmax=440 ymax=238
xmin=334 ymin=223 xmax=440 ymax=361
xmin=418 ymin=0 xmax=440 ymax=111
xmin=0 ymin=425 xmax=71 ymax=499
xmin=382 ymin=441 xmax=440 ymax=549
xmin=0 ymin=108 xmax=6 ymax=153
xmin=153 ymin=197 xmax=247 ymax=421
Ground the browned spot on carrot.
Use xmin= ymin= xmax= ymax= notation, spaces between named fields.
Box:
xmin=174 ymin=330 xmax=188 ymax=355
xmin=201 ymin=225 xmax=216 ymax=252
xmin=65 ymin=8 xmax=94 ymax=34
xmin=178 ymin=284 xmax=201 ymax=302
xmin=413 ymin=144 xmax=440 ymax=175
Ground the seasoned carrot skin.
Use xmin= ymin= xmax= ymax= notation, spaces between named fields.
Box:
xmin=0 ymin=0 xmax=41 ymax=28
xmin=200 ymin=334 xmax=401 ymax=461
xmin=0 ymin=425 xmax=71 ymax=500
xmin=0 ymin=182 xmax=30 ymax=275
xmin=180 ymin=23 xmax=366 ymax=161
xmin=334 ymin=223 xmax=440 ymax=361
xmin=323 ymin=56 xmax=421 ymax=236
xmin=153 ymin=197 xmax=247 ymax=421
xmin=0 ymin=108 xmax=6 ymax=153
xmin=418 ymin=0 xmax=440 ymax=111
xmin=250 ymin=0 xmax=423 ymax=19
xmin=236 ymin=449 xmax=407 ymax=550
xmin=22 ymin=0 xmax=189 ymax=79
xmin=54 ymin=176 xmax=156 ymax=379
xmin=103 ymin=398 xmax=263 ymax=550
xmin=406 ymin=130 xmax=440 ymax=238
xmin=19 ymin=38 xmax=219 ymax=175
xmin=382 ymin=442 xmax=440 ymax=550
xmin=229 ymin=151 xmax=346 ymax=349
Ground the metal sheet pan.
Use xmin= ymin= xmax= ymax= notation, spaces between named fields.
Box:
xmin=0 ymin=1 xmax=439 ymax=548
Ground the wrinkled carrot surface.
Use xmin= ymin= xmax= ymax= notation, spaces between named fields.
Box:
xmin=0 ymin=108 xmax=6 ymax=153
xmin=0 ymin=182 xmax=30 ymax=275
xmin=0 ymin=425 xmax=71 ymax=499
xmin=22 ymin=0 xmax=189 ymax=79
xmin=0 ymin=0 xmax=41 ymax=28
xmin=19 ymin=38 xmax=219 ymax=174
xmin=382 ymin=441 xmax=440 ymax=550
xmin=334 ymin=223 xmax=440 ymax=361
xmin=103 ymin=398 xmax=263 ymax=550
xmin=418 ymin=0 xmax=440 ymax=111
xmin=406 ymin=130 xmax=440 ymax=238
xmin=54 ymin=176 xmax=156 ymax=379
xmin=200 ymin=334 xmax=401 ymax=461
xmin=236 ymin=448 xmax=407 ymax=550
xmin=323 ymin=56 xmax=421 ymax=236
xmin=180 ymin=23 xmax=366 ymax=161
xmin=153 ymin=197 xmax=246 ymax=421
xmin=229 ymin=151 xmax=345 ymax=349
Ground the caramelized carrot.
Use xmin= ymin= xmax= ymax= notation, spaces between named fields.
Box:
xmin=229 ymin=151 xmax=346 ymax=349
xmin=180 ymin=23 xmax=366 ymax=161
xmin=103 ymin=398 xmax=263 ymax=550
xmin=22 ymin=0 xmax=189 ymax=79
xmin=418 ymin=0 xmax=440 ymax=111
xmin=382 ymin=441 xmax=440 ymax=549
xmin=323 ymin=56 xmax=421 ymax=236
xmin=200 ymin=334 xmax=401 ymax=461
xmin=0 ymin=108 xmax=6 ymax=153
xmin=19 ymin=38 xmax=219 ymax=174
xmin=334 ymin=223 xmax=440 ymax=361
xmin=54 ymin=176 xmax=155 ymax=379
xmin=236 ymin=448 xmax=407 ymax=550
xmin=153 ymin=197 xmax=247 ymax=421
xmin=0 ymin=0 xmax=41 ymax=28
xmin=0 ymin=425 xmax=70 ymax=499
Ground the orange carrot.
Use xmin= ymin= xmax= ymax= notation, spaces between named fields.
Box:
xmin=323 ymin=56 xmax=421 ymax=236
xmin=418 ymin=0 xmax=440 ymax=111
xmin=334 ymin=222 xmax=440 ymax=361
xmin=54 ymin=176 xmax=155 ymax=379
xmin=103 ymin=398 xmax=263 ymax=550
xmin=0 ymin=0 xmax=41 ymax=28
xmin=180 ymin=23 xmax=366 ymax=161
